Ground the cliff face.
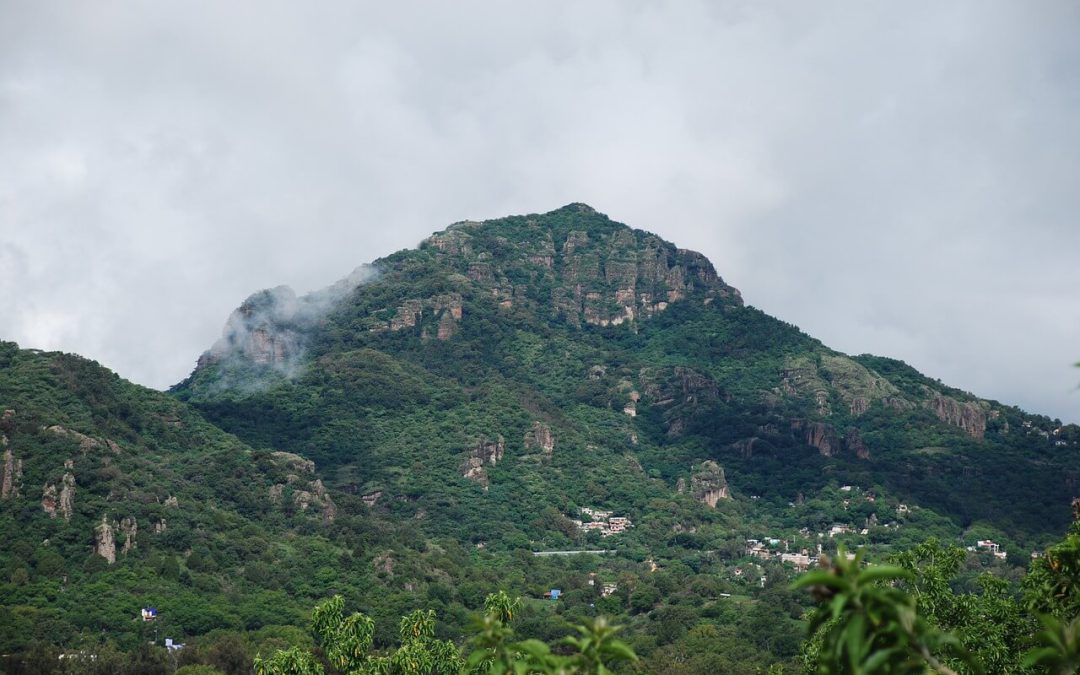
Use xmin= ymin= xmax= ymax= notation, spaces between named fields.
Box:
xmin=928 ymin=393 xmax=987 ymax=439
xmin=422 ymin=205 xmax=742 ymax=331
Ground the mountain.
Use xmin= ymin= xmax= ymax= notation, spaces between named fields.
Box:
xmin=175 ymin=203 xmax=1077 ymax=545
xmin=3 ymin=203 xmax=1078 ymax=671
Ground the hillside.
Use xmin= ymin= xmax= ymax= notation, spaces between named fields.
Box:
xmin=4 ymin=203 xmax=1078 ymax=672
xmin=176 ymin=203 xmax=1078 ymax=545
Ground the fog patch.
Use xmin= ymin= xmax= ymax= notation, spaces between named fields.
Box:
xmin=195 ymin=264 xmax=377 ymax=391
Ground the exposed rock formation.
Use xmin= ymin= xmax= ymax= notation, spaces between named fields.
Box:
xmin=792 ymin=420 xmax=839 ymax=457
xmin=41 ymin=483 xmax=58 ymax=517
xmin=436 ymin=312 xmax=457 ymax=340
xmin=390 ymin=300 xmax=423 ymax=331
xmin=731 ymin=437 xmax=760 ymax=459
xmin=164 ymin=495 xmax=179 ymax=508
xmin=780 ymin=358 xmax=831 ymax=416
xmin=270 ymin=451 xmax=315 ymax=474
xmin=95 ymin=515 xmax=116 ymax=564
xmin=422 ymin=206 xmax=742 ymax=332
xmin=153 ymin=519 xmax=167 ymax=534
xmin=690 ymin=461 xmax=731 ymax=507
xmin=1 ymin=443 xmax=21 ymax=499
xmin=780 ymin=355 xmax=902 ymax=418
xmin=311 ymin=479 xmax=336 ymax=522
xmin=639 ymin=367 xmax=723 ymax=437
xmin=927 ymin=394 xmax=987 ymax=439
xmin=196 ymin=266 xmax=373 ymax=373
xmin=42 ymin=470 xmax=77 ymax=520
xmin=289 ymin=480 xmax=336 ymax=521
xmin=844 ymin=428 xmax=871 ymax=460
xmin=120 ymin=517 xmax=137 ymax=554
xmin=819 ymin=355 xmax=899 ymax=415
xmin=523 ymin=421 xmax=555 ymax=458
xmin=206 ymin=288 xmax=300 ymax=365
xmin=267 ymin=453 xmax=335 ymax=520
xmin=44 ymin=425 xmax=119 ymax=454
xmin=461 ymin=436 xmax=505 ymax=489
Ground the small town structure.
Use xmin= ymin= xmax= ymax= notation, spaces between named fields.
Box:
xmin=571 ymin=507 xmax=633 ymax=537
xmin=968 ymin=539 xmax=1007 ymax=560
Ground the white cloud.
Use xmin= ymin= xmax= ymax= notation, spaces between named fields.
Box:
xmin=0 ymin=1 xmax=1077 ymax=421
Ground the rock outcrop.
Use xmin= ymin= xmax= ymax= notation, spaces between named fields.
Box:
xmin=1 ymin=442 xmax=21 ymax=499
xmin=422 ymin=205 xmax=742 ymax=332
xmin=731 ymin=437 xmax=760 ymax=459
xmin=690 ymin=461 xmax=731 ymax=507
xmin=523 ymin=422 xmax=555 ymax=458
xmin=792 ymin=420 xmax=839 ymax=457
xmin=267 ymin=454 xmax=336 ymax=521
xmin=95 ymin=515 xmax=116 ymax=564
xmin=639 ymin=366 xmax=724 ymax=437
xmin=434 ymin=294 xmax=463 ymax=341
xmin=461 ymin=436 xmax=505 ymax=489
xmin=844 ymin=428 xmax=871 ymax=460
xmin=927 ymin=394 xmax=987 ymax=439
xmin=120 ymin=517 xmax=137 ymax=554
xmin=44 ymin=425 xmax=120 ymax=454
xmin=270 ymin=451 xmax=315 ymax=474
xmin=41 ymin=484 xmax=58 ymax=517
xmin=41 ymin=468 xmax=76 ymax=520
xmin=196 ymin=266 xmax=373 ymax=374
xmin=780 ymin=355 xmax=902 ymax=418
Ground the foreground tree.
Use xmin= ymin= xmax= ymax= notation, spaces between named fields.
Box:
xmin=796 ymin=513 xmax=1080 ymax=674
xmin=255 ymin=592 xmax=636 ymax=675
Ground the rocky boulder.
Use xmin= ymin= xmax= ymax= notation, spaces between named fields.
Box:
xmin=690 ymin=461 xmax=731 ymax=507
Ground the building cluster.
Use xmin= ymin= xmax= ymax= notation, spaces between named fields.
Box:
xmin=967 ymin=539 xmax=1008 ymax=560
xmin=572 ymin=507 xmax=633 ymax=537
xmin=746 ymin=538 xmax=820 ymax=571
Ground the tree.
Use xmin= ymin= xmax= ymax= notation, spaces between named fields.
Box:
xmin=256 ymin=596 xmax=460 ymax=675
xmin=793 ymin=547 xmax=976 ymax=674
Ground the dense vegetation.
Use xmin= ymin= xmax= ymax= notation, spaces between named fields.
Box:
xmin=2 ymin=204 xmax=1077 ymax=672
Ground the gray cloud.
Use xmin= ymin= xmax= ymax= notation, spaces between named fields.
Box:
xmin=0 ymin=1 xmax=1077 ymax=421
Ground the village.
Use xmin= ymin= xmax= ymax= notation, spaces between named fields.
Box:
xmin=570 ymin=506 xmax=633 ymax=537
xmin=737 ymin=486 xmax=1013 ymax=576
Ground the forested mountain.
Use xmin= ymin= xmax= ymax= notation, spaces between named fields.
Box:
xmin=2 ymin=203 xmax=1077 ymax=672
xmin=178 ymin=203 xmax=1077 ymax=545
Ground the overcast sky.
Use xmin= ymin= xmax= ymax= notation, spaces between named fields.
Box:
xmin=1 ymin=1 xmax=1078 ymax=422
